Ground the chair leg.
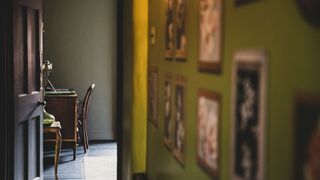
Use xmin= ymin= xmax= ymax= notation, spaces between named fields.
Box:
xmin=80 ymin=125 xmax=87 ymax=153
xmin=84 ymin=123 xmax=89 ymax=150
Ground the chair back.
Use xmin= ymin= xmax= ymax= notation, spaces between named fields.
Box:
xmin=80 ymin=84 xmax=95 ymax=123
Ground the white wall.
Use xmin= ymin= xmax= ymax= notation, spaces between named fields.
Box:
xmin=43 ymin=0 xmax=117 ymax=140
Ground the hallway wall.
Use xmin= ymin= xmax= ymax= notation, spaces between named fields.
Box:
xmin=43 ymin=0 xmax=117 ymax=140
xmin=146 ymin=0 xmax=320 ymax=180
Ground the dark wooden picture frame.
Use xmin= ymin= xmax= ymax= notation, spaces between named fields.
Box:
xmin=173 ymin=75 xmax=187 ymax=165
xmin=165 ymin=0 xmax=175 ymax=60
xmin=163 ymin=74 xmax=174 ymax=149
xmin=294 ymin=93 xmax=320 ymax=180
xmin=148 ymin=66 xmax=159 ymax=127
xmin=175 ymin=0 xmax=187 ymax=61
xmin=231 ymin=50 xmax=268 ymax=180
xmin=198 ymin=0 xmax=223 ymax=73
xmin=196 ymin=89 xmax=221 ymax=178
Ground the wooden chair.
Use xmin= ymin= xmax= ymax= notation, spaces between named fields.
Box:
xmin=78 ymin=84 xmax=95 ymax=153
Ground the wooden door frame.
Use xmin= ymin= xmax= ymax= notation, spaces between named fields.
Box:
xmin=116 ymin=0 xmax=124 ymax=179
xmin=1 ymin=0 xmax=15 ymax=179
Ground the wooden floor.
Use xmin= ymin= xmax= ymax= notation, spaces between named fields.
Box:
xmin=44 ymin=142 xmax=117 ymax=180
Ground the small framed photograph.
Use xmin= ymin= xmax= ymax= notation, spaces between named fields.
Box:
xmin=294 ymin=93 xmax=320 ymax=180
xmin=163 ymin=74 xmax=173 ymax=149
xmin=198 ymin=0 xmax=223 ymax=73
xmin=231 ymin=49 xmax=268 ymax=180
xmin=148 ymin=66 xmax=159 ymax=127
xmin=196 ymin=89 xmax=221 ymax=177
xmin=173 ymin=75 xmax=187 ymax=165
xmin=175 ymin=0 xmax=187 ymax=61
xmin=165 ymin=0 xmax=175 ymax=60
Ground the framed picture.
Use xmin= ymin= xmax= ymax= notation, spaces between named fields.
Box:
xmin=173 ymin=75 xmax=187 ymax=165
xmin=175 ymin=0 xmax=187 ymax=61
xmin=231 ymin=50 xmax=268 ymax=180
xmin=198 ymin=0 xmax=223 ymax=73
xmin=196 ymin=89 xmax=221 ymax=177
xmin=294 ymin=93 xmax=320 ymax=180
xmin=296 ymin=0 xmax=320 ymax=27
xmin=163 ymin=74 xmax=173 ymax=149
xmin=148 ymin=66 xmax=159 ymax=127
xmin=235 ymin=0 xmax=258 ymax=6
xmin=165 ymin=0 xmax=174 ymax=60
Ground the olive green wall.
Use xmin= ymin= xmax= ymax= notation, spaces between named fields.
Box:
xmin=43 ymin=0 xmax=117 ymax=140
xmin=147 ymin=0 xmax=320 ymax=180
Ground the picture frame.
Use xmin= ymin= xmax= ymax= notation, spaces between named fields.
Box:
xmin=165 ymin=0 xmax=175 ymax=60
xmin=231 ymin=49 xmax=268 ymax=180
xmin=198 ymin=0 xmax=223 ymax=73
xmin=175 ymin=0 xmax=187 ymax=61
xmin=235 ymin=0 xmax=259 ymax=6
xmin=148 ymin=66 xmax=159 ymax=127
xmin=293 ymin=93 xmax=320 ymax=180
xmin=163 ymin=74 xmax=174 ymax=149
xmin=196 ymin=89 xmax=221 ymax=178
xmin=173 ymin=75 xmax=187 ymax=165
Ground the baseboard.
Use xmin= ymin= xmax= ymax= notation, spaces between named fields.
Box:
xmin=88 ymin=131 xmax=114 ymax=140
xmin=89 ymin=139 xmax=117 ymax=143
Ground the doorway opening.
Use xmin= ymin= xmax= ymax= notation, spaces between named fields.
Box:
xmin=42 ymin=0 xmax=120 ymax=179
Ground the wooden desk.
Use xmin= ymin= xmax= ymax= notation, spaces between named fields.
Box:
xmin=44 ymin=126 xmax=62 ymax=179
xmin=45 ymin=91 xmax=78 ymax=159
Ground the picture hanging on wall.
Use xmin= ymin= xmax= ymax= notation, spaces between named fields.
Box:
xmin=198 ymin=0 xmax=222 ymax=73
xmin=196 ymin=89 xmax=221 ymax=177
xmin=165 ymin=0 xmax=174 ymax=60
xmin=175 ymin=0 xmax=187 ymax=61
xmin=148 ymin=66 xmax=159 ymax=127
xmin=231 ymin=50 xmax=268 ymax=180
xmin=173 ymin=75 xmax=187 ymax=165
xmin=163 ymin=74 xmax=174 ymax=149
xmin=294 ymin=94 xmax=320 ymax=180
xmin=235 ymin=0 xmax=258 ymax=6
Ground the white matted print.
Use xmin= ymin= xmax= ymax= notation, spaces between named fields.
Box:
xmin=175 ymin=0 xmax=187 ymax=60
xmin=165 ymin=0 xmax=175 ymax=60
xmin=231 ymin=49 xmax=268 ymax=180
xmin=198 ymin=0 xmax=222 ymax=72
xmin=173 ymin=75 xmax=187 ymax=165
xmin=148 ymin=66 xmax=159 ymax=127
xmin=197 ymin=89 xmax=221 ymax=178
xmin=164 ymin=74 xmax=174 ymax=149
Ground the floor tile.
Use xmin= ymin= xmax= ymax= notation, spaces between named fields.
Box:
xmin=44 ymin=142 xmax=117 ymax=180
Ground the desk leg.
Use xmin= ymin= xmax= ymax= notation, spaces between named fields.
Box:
xmin=54 ymin=131 xmax=62 ymax=179
xmin=73 ymin=141 xmax=77 ymax=160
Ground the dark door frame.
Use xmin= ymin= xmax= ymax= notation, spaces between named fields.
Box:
xmin=116 ymin=0 xmax=124 ymax=179
xmin=1 ymin=0 xmax=16 ymax=179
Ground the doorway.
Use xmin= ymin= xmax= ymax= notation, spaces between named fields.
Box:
xmin=42 ymin=0 xmax=119 ymax=179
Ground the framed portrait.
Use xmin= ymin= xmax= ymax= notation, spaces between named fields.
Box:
xmin=198 ymin=0 xmax=223 ymax=73
xmin=231 ymin=50 xmax=268 ymax=180
xmin=148 ymin=66 xmax=159 ymax=127
xmin=163 ymin=74 xmax=173 ymax=149
xmin=294 ymin=93 xmax=320 ymax=180
xmin=173 ymin=75 xmax=187 ymax=165
xmin=196 ymin=89 xmax=221 ymax=177
xmin=175 ymin=0 xmax=187 ymax=61
xmin=165 ymin=0 xmax=174 ymax=60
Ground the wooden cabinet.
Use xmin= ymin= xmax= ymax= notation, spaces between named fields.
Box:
xmin=45 ymin=91 xmax=78 ymax=159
